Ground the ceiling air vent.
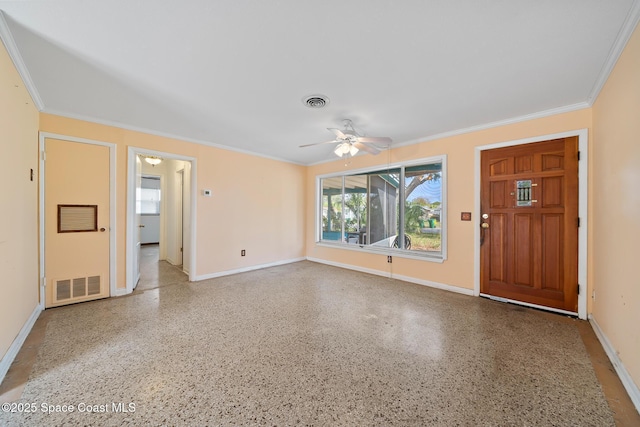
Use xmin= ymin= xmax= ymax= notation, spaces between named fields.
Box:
xmin=302 ymin=94 xmax=329 ymax=109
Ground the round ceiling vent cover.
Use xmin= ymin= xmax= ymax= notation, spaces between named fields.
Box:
xmin=302 ymin=94 xmax=330 ymax=108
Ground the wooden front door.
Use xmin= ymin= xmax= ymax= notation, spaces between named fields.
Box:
xmin=44 ymin=138 xmax=110 ymax=307
xmin=480 ymin=137 xmax=579 ymax=312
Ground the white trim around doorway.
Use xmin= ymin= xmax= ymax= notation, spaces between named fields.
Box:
xmin=473 ymin=129 xmax=589 ymax=320
xmin=126 ymin=147 xmax=197 ymax=294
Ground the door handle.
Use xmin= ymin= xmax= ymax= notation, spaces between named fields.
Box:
xmin=138 ymin=224 xmax=145 ymax=228
xmin=100 ymin=227 xmax=106 ymax=232
xmin=480 ymin=214 xmax=489 ymax=246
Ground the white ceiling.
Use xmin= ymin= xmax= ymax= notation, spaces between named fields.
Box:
xmin=1 ymin=1 xmax=639 ymax=165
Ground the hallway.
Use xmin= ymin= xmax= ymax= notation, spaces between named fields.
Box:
xmin=134 ymin=244 xmax=188 ymax=292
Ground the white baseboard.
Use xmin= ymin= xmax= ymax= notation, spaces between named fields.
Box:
xmin=306 ymin=257 xmax=391 ymax=279
xmin=113 ymin=288 xmax=129 ymax=297
xmin=0 ymin=304 xmax=42 ymax=385
xmin=392 ymin=273 xmax=474 ymax=296
xmin=306 ymin=257 xmax=474 ymax=296
xmin=193 ymin=257 xmax=306 ymax=281
xmin=590 ymin=316 xmax=640 ymax=413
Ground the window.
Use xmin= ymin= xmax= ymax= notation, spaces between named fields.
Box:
xmin=318 ymin=156 xmax=446 ymax=260
xmin=137 ymin=177 xmax=161 ymax=214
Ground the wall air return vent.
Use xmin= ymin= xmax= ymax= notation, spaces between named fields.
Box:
xmin=87 ymin=276 xmax=101 ymax=295
xmin=73 ymin=277 xmax=87 ymax=298
xmin=56 ymin=279 xmax=71 ymax=300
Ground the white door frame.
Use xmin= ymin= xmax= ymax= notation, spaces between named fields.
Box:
xmin=176 ymin=168 xmax=184 ymax=266
xmin=474 ymin=128 xmax=588 ymax=320
xmin=126 ymin=147 xmax=197 ymax=293
xmin=39 ymin=132 xmax=118 ymax=304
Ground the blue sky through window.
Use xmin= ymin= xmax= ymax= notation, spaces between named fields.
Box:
xmin=407 ymin=177 xmax=441 ymax=203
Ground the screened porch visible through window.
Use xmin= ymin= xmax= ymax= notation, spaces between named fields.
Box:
xmin=317 ymin=156 xmax=446 ymax=261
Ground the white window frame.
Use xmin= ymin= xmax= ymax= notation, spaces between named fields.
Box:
xmin=316 ymin=155 xmax=447 ymax=263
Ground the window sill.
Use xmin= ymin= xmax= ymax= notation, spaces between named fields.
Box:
xmin=316 ymin=241 xmax=445 ymax=263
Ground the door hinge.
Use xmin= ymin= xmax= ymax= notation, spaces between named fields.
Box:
xmin=577 ymin=151 xmax=581 ymax=161
xmin=577 ymin=284 xmax=580 ymax=295
xmin=41 ymin=151 xmax=46 ymax=161
xmin=576 ymin=217 xmax=580 ymax=227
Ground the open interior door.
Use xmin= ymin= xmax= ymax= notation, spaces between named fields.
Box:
xmin=133 ymin=155 xmax=143 ymax=288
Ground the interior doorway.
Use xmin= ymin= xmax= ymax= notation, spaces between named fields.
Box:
xmin=126 ymin=148 xmax=196 ymax=293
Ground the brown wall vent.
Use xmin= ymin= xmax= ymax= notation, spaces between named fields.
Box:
xmin=58 ymin=205 xmax=98 ymax=233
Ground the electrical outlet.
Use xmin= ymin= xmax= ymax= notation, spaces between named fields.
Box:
xmin=241 ymin=249 xmax=246 ymax=256
xmin=387 ymin=255 xmax=392 ymax=263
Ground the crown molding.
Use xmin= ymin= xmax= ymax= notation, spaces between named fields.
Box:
xmin=41 ymin=107 xmax=306 ymax=166
xmin=0 ymin=11 xmax=44 ymax=111
xmin=391 ymin=102 xmax=590 ymax=151
xmin=587 ymin=0 xmax=640 ymax=104
xmin=307 ymin=101 xmax=591 ymax=167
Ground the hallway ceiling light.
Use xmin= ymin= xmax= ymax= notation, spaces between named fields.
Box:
xmin=144 ymin=156 xmax=162 ymax=166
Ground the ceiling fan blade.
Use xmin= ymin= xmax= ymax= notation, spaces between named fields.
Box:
xmin=356 ymin=136 xmax=392 ymax=145
xmin=328 ymin=128 xmax=347 ymax=140
xmin=353 ymin=142 xmax=381 ymax=155
xmin=299 ymin=139 xmax=338 ymax=148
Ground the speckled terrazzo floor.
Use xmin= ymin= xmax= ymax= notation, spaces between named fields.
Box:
xmin=0 ymin=261 xmax=615 ymax=426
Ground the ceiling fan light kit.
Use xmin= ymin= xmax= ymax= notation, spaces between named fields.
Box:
xmin=334 ymin=142 xmax=359 ymax=157
xmin=300 ymin=119 xmax=392 ymax=159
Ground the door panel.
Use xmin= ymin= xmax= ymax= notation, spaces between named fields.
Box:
xmin=513 ymin=213 xmax=533 ymax=287
xmin=489 ymin=213 xmax=507 ymax=283
xmin=45 ymin=138 xmax=110 ymax=307
xmin=541 ymin=214 xmax=562 ymax=291
xmin=541 ymin=176 xmax=563 ymax=207
xmin=480 ymin=137 xmax=578 ymax=312
xmin=490 ymin=180 xmax=508 ymax=208
xmin=515 ymin=155 xmax=533 ymax=173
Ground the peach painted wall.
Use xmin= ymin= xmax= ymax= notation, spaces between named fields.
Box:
xmin=306 ymin=109 xmax=592 ymax=292
xmin=39 ymin=114 xmax=306 ymax=288
xmin=0 ymin=40 xmax=40 ymax=360
xmin=592 ymin=23 xmax=640 ymax=391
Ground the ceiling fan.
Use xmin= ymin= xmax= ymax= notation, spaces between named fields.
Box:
xmin=300 ymin=119 xmax=392 ymax=158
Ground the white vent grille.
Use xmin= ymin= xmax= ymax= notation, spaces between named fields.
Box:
xmin=302 ymin=94 xmax=329 ymax=108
